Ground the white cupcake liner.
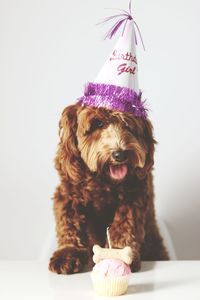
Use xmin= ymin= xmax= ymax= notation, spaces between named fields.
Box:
xmin=91 ymin=271 xmax=129 ymax=296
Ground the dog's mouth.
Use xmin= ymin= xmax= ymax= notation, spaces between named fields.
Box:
xmin=109 ymin=164 xmax=128 ymax=181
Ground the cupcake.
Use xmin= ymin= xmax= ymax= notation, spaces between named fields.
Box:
xmin=91 ymin=258 xmax=131 ymax=296
xmin=91 ymin=227 xmax=133 ymax=296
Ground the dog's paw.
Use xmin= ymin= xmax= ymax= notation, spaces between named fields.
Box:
xmin=48 ymin=247 xmax=88 ymax=274
xmin=130 ymin=257 xmax=141 ymax=272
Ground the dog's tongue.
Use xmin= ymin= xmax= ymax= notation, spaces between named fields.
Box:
xmin=109 ymin=164 xmax=128 ymax=180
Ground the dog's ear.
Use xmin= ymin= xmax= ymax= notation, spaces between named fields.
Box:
xmin=55 ymin=104 xmax=83 ymax=182
xmin=135 ymin=119 xmax=156 ymax=180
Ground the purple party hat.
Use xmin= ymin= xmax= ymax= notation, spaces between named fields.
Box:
xmin=78 ymin=1 xmax=148 ymax=119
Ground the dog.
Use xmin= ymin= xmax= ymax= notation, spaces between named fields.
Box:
xmin=49 ymin=103 xmax=169 ymax=274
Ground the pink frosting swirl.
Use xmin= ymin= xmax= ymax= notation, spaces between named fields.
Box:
xmin=93 ymin=259 xmax=131 ymax=277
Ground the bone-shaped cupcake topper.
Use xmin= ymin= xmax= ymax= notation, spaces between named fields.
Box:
xmin=93 ymin=245 xmax=133 ymax=265
xmin=92 ymin=227 xmax=133 ymax=265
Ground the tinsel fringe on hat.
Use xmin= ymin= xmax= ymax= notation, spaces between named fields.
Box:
xmin=78 ymin=82 xmax=148 ymax=119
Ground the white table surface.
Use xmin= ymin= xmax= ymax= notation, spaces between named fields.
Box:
xmin=0 ymin=261 xmax=200 ymax=300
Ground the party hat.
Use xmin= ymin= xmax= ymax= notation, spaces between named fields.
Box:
xmin=95 ymin=19 xmax=139 ymax=92
xmin=78 ymin=2 xmax=147 ymax=119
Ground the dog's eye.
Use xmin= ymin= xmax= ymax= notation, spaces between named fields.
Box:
xmin=90 ymin=119 xmax=104 ymax=130
xmin=84 ymin=118 xmax=104 ymax=135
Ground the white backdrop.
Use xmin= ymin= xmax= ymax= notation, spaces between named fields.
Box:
xmin=0 ymin=0 xmax=200 ymax=260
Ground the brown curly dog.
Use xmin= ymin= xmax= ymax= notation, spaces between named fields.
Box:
xmin=49 ymin=103 xmax=169 ymax=274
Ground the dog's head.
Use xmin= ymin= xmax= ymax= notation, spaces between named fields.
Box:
xmin=55 ymin=103 xmax=156 ymax=183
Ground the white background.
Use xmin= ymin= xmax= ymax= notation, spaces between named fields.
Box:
xmin=0 ymin=0 xmax=199 ymax=260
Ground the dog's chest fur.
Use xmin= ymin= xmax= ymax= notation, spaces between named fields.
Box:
xmin=75 ymin=174 xmax=150 ymax=245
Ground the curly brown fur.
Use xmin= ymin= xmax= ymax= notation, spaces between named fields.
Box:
xmin=49 ymin=103 xmax=169 ymax=274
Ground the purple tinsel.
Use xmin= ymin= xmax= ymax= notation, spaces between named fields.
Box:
xmin=78 ymin=82 xmax=148 ymax=119
xmin=98 ymin=0 xmax=145 ymax=50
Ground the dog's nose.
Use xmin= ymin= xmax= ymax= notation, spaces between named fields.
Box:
xmin=112 ymin=150 xmax=128 ymax=162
